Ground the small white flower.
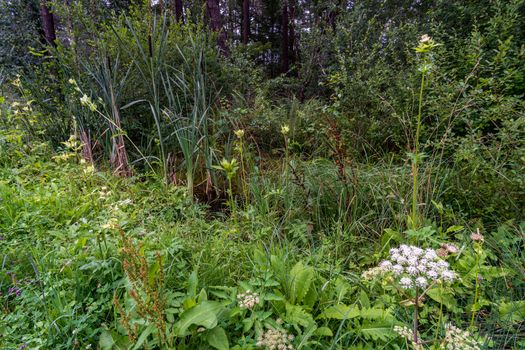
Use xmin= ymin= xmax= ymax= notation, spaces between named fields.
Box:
xmin=416 ymin=277 xmax=428 ymax=288
xmin=407 ymin=266 xmax=418 ymax=275
xmin=380 ymin=260 xmax=393 ymax=270
xmin=427 ymin=270 xmax=438 ymax=279
xmin=392 ymin=264 xmax=404 ymax=276
xmin=400 ymin=277 xmax=413 ymax=289
xmin=420 ymin=34 xmax=431 ymax=44
xmin=424 ymin=249 xmax=437 ymax=260
xmin=441 ymin=270 xmax=456 ymax=282
xmin=412 ymin=247 xmax=424 ymax=256
xmin=397 ymin=256 xmax=408 ymax=265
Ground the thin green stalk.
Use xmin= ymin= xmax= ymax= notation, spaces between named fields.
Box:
xmin=228 ymin=177 xmax=238 ymax=229
xmin=413 ymin=287 xmax=419 ymax=346
xmin=470 ymin=254 xmax=481 ymax=328
xmin=411 ymin=73 xmax=426 ymax=230
xmin=238 ymin=139 xmax=248 ymax=206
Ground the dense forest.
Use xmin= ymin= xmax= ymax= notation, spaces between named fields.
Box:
xmin=0 ymin=0 xmax=524 ymax=349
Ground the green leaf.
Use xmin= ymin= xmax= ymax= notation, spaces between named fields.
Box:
xmin=133 ymin=325 xmax=155 ymax=350
xmin=318 ymin=304 xmax=359 ymax=320
xmin=207 ymin=326 xmax=229 ymax=350
xmin=99 ymin=330 xmax=115 ymax=350
xmin=359 ymin=308 xmax=393 ymax=320
xmin=175 ymin=301 xmax=224 ymax=335
xmin=426 ymin=288 xmax=458 ymax=311
xmin=289 ymin=261 xmax=315 ymax=304
xmin=445 ymin=225 xmax=464 ymax=234
xmin=285 ymin=303 xmax=314 ymax=327
xmin=313 ymin=327 xmax=333 ymax=337
xmin=499 ymin=301 xmax=525 ymax=323
xmin=359 ymin=321 xmax=396 ymax=341
xmin=263 ymin=293 xmax=285 ymax=301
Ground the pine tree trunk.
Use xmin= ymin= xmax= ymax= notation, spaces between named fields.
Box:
xmin=206 ymin=0 xmax=228 ymax=54
xmin=281 ymin=0 xmax=289 ymax=74
xmin=173 ymin=0 xmax=183 ymax=22
xmin=39 ymin=1 xmax=56 ymax=46
xmin=242 ymin=0 xmax=250 ymax=44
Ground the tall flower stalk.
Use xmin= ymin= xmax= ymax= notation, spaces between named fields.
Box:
xmin=235 ymin=129 xmax=249 ymax=206
xmin=411 ymin=35 xmax=437 ymax=229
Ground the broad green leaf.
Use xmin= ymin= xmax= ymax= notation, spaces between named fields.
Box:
xmin=207 ymin=326 xmax=229 ymax=350
xmin=359 ymin=321 xmax=396 ymax=341
xmin=314 ymin=327 xmax=333 ymax=337
xmin=263 ymin=293 xmax=285 ymax=301
xmin=360 ymin=307 xmax=393 ymax=320
xmin=99 ymin=330 xmax=115 ymax=350
xmin=499 ymin=301 xmax=525 ymax=323
xmin=285 ymin=303 xmax=314 ymax=327
xmin=426 ymin=288 xmax=458 ymax=311
xmin=289 ymin=261 xmax=315 ymax=304
xmin=175 ymin=301 xmax=224 ymax=335
xmin=318 ymin=304 xmax=359 ymax=320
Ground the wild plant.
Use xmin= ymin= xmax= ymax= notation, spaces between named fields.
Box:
xmin=213 ymin=158 xmax=239 ymax=225
xmin=364 ymin=244 xmax=457 ymax=347
xmin=410 ymin=35 xmax=438 ymax=230
xmin=234 ymin=128 xmax=249 ymax=206
xmin=162 ymin=31 xmax=214 ymax=197
xmin=79 ymin=51 xmax=133 ymax=177
xmin=115 ymin=228 xmax=170 ymax=348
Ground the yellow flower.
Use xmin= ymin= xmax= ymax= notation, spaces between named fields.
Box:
xmin=281 ymin=124 xmax=290 ymax=135
xmin=234 ymin=129 xmax=245 ymax=139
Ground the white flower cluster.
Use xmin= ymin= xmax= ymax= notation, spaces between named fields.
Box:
xmin=237 ymin=290 xmax=260 ymax=309
xmin=442 ymin=324 xmax=481 ymax=350
xmin=378 ymin=245 xmax=456 ymax=289
xmin=256 ymin=328 xmax=294 ymax=350
xmin=393 ymin=325 xmax=414 ymax=340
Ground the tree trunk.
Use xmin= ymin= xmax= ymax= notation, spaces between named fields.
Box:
xmin=242 ymin=0 xmax=250 ymax=44
xmin=173 ymin=0 xmax=183 ymax=22
xmin=206 ymin=0 xmax=228 ymax=54
xmin=281 ymin=0 xmax=289 ymax=74
xmin=39 ymin=1 xmax=56 ymax=47
xmin=289 ymin=0 xmax=296 ymax=64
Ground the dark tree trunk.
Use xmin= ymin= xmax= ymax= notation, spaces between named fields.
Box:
xmin=281 ymin=0 xmax=289 ymax=74
xmin=39 ymin=1 xmax=56 ymax=47
xmin=206 ymin=0 xmax=228 ymax=54
xmin=289 ymin=0 xmax=296 ymax=64
xmin=242 ymin=0 xmax=250 ymax=44
xmin=173 ymin=0 xmax=183 ymax=22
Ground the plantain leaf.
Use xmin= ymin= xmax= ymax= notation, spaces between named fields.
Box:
xmin=175 ymin=301 xmax=224 ymax=335
xmin=207 ymin=326 xmax=229 ymax=350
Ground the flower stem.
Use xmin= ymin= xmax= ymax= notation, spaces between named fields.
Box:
xmin=413 ymin=287 xmax=419 ymax=345
xmin=411 ymin=72 xmax=426 ymax=230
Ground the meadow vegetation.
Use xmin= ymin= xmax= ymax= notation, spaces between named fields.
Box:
xmin=0 ymin=1 xmax=524 ymax=349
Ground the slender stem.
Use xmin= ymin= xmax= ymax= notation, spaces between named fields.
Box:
xmin=228 ymin=177 xmax=238 ymax=229
xmin=470 ymin=252 xmax=481 ymax=328
xmin=411 ymin=72 xmax=426 ymax=230
xmin=413 ymin=288 xmax=419 ymax=345
xmin=239 ymin=140 xmax=248 ymax=207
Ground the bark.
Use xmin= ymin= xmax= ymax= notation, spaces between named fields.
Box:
xmin=242 ymin=0 xmax=250 ymax=44
xmin=206 ymin=0 xmax=228 ymax=54
xmin=39 ymin=1 xmax=56 ymax=47
xmin=281 ymin=0 xmax=289 ymax=73
xmin=173 ymin=0 xmax=183 ymax=22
